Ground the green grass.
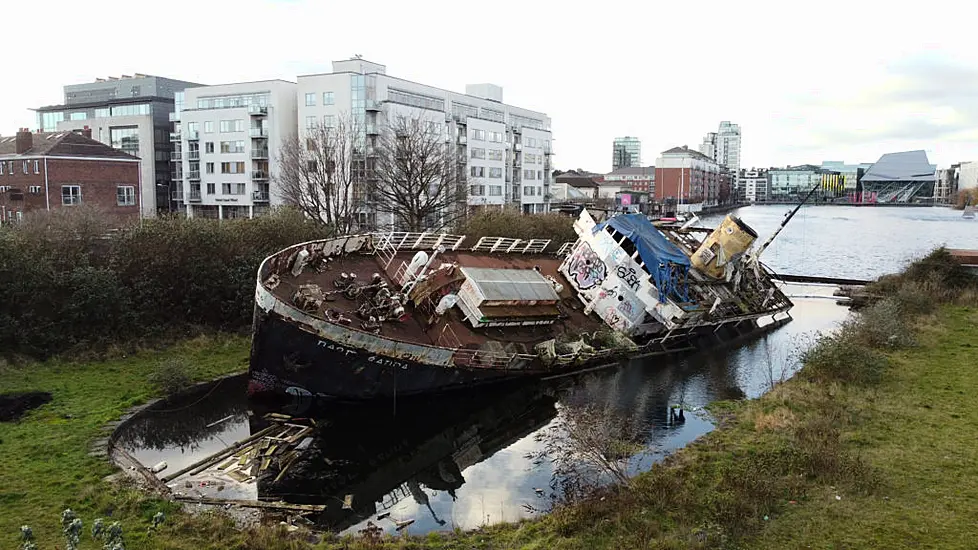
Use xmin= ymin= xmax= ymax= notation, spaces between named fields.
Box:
xmin=0 ymin=334 xmax=250 ymax=549
xmin=752 ymin=306 xmax=978 ymax=549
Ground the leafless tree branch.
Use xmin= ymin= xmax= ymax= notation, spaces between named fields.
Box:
xmin=274 ymin=117 xmax=364 ymax=233
xmin=369 ymin=115 xmax=468 ymax=232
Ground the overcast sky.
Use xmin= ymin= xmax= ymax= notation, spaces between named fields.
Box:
xmin=4 ymin=0 xmax=975 ymax=172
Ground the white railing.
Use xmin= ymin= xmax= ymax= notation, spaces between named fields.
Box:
xmin=471 ymin=237 xmax=551 ymax=254
xmin=556 ymin=241 xmax=577 ymax=256
xmin=371 ymin=231 xmax=467 ymax=268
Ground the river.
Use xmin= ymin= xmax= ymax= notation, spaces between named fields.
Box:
xmin=114 ymin=205 xmax=975 ymax=535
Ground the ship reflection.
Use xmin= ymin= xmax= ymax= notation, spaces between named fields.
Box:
xmin=251 ymin=381 xmax=560 ymax=532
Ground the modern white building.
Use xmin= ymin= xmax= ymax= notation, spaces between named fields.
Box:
xmin=700 ymin=122 xmax=741 ymax=186
xmin=740 ymin=168 xmax=768 ymax=202
xmin=956 ymin=161 xmax=978 ymax=192
xmin=172 ymin=80 xmax=297 ymax=219
xmin=297 ymin=58 xmax=554 ymax=226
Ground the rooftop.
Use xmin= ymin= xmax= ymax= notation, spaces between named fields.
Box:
xmin=660 ymin=146 xmax=714 ymax=162
xmin=0 ymin=131 xmax=139 ymax=160
xmin=861 ymin=150 xmax=937 ymax=182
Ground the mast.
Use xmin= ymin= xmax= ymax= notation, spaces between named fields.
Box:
xmin=752 ymin=181 xmax=821 ymax=260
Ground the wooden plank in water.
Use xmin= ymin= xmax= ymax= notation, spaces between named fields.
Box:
xmin=173 ymin=495 xmax=325 ymax=512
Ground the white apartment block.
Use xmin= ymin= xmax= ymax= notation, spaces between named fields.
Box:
xmin=740 ymin=168 xmax=768 ymax=202
xmin=700 ymin=122 xmax=742 ymax=186
xmin=297 ymin=58 xmax=554 ymax=226
xmin=172 ymin=80 xmax=297 ymax=219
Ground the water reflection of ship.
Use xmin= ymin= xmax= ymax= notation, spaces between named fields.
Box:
xmin=253 ymin=381 xmax=559 ymax=532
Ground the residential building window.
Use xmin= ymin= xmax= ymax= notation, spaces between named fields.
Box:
xmin=489 ymin=167 xmax=502 ymax=178
xmin=62 ymin=185 xmax=81 ymax=205
xmin=538 ymin=170 xmax=543 ymax=181
xmin=206 ymin=162 xmax=215 ymax=174
xmin=471 ymin=148 xmax=486 ymax=159
xmin=305 ymin=116 xmax=316 ymax=129
xmin=470 ymin=129 xmax=485 ymax=141
xmin=488 ymin=131 xmax=504 ymax=143
xmin=470 ymin=166 xmax=485 ymax=178
xmin=469 ymin=185 xmax=485 ymax=196
xmin=305 ymin=93 xmax=316 ymax=106
xmin=222 ymin=183 xmax=232 ymax=194
xmin=489 ymin=185 xmax=502 ymax=196
xmin=207 ymin=182 xmax=216 ymax=194
xmin=205 ymin=142 xmax=215 ymax=153
xmin=204 ymin=121 xmax=214 ymax=133
xmin=526 ymin=137 xmax=537 ymax=147
xmin=110 ymin=126 xmax=139 ymax=156
xmin=221 ymin=162 xmax=245 ymax=174
xmin=116 ymin=185 xmax=136 ymax=206
xmin=524 ymin=169 xmax=535 ymax=180
xmin=70 ymin=112 xmax=87 ymax=121
xmin=488 ymin=149 xmax=503 ymax=161
xmin=219 ymin=120 xmax=244 ymax=133
xmin=523 ymin=185 xmax=535 ymax=196
xmin=236 ymin=183 xmax=246 ymax=195
xmin=323 ymin=92 xmax=334 ymax=105
xmin=219 ymin=141 xmax=245 ymax=154
xmin=0 ymin=163 xmax=3 ymax=175
xmin=29 ymin=185 xmax=42 ymax=194
xmin=323 ymin=115 xmax=336 ymax=127
xmin=22 ymin=161 xmax=28 ymax=174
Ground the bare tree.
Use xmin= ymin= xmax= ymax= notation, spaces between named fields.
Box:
xmin=275 ymin=117 xmax=363 ymax=233
xmin=369 ymin=115 xmax=467 ymax=232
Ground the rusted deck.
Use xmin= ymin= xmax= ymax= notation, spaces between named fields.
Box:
xmin=269 ymin=250 xmax=606 ymax=355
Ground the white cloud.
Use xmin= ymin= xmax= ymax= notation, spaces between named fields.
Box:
xmin=4 ymin=0 xmax=977 ymax=170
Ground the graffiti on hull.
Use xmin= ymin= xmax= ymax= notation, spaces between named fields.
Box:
xmin=566 ymin=242 xmax=607 ymax=290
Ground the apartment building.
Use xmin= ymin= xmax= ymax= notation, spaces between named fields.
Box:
xmin=34 ymin=74 xmax=203 ymax=217
xmin=612 ymin=137 xmax=641 ymax=171
xmin=172 ymin=81 xmax=297 ymax=219
xmin=654 ymin=146 xmax=720 ymax=209
xmin=699 ymin=122 xmax=741 ymax=187
xmin=297 ymin=58 xmax=554 ymax=225
xmin=0 ymin=129 xmax=140 ymax=223
xmin=740 ymin=168 xmax=769 ymax=203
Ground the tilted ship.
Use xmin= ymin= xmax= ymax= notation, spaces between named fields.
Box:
xmin=248 ymin=209 xmax=793 ymax=401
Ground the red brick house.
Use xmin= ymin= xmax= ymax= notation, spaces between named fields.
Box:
xmin=0 ymin=129 xmax=140 ymax=223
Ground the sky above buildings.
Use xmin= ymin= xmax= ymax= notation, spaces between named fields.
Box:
xmin=5 ymin=0 xmax=976 ymax=172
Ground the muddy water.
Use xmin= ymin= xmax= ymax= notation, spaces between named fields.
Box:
xmin=116 ymin=205 xmax=971 ymax=535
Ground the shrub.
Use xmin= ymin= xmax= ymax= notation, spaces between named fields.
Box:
xmin=148 ymin=359 xmax=193 ymax=396
xmin=800 ymin=322 xmax=889 ymax=385
xmin=0 ymin=207 xmax=327 ymax=359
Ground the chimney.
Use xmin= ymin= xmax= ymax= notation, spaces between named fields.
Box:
xmin=15 ymin=128 xmax=33 ymax=154
xmin=81 ymin=125 xmax=92 ymax=139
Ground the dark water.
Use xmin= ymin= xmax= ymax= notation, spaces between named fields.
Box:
xmin=115 ymin=206 xmax=972 ymax=535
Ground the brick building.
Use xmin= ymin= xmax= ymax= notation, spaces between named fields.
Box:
xmin=654 ymin=146 xmax=720 ymax=208
xmin=0 ymin=129 xmax=140 ymax=223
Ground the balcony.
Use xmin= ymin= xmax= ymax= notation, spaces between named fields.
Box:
xmin=186 ymin=130 xmax=199 ymax=141
xmin=251 ymin=149 xmax=269 ymax=159
xmin=252 ymin=170 xmax=269 ymax=181
xmin=187 ymin=151 xmax=200 ymax=160
xmin=169 ymin=111 xmax=181 ymax=122
xmin=188 ymin=190 xmax=202 ymax=202
xmin=514 ymin=143 xmax=522 ymax=151
xmin=249 ymin=128 xmax=268 ymax=138
xmin=169 ymin=132 xmax=181 ymax=142
xmin=458 ymin=135 xmax=467 ymax=145
xmin=171 ymin=151 xmax=182 ymax=161
xmin=249 ymin=104 xmax=268 ymax=116
xmin=171 ymin=190 xmax=185 ymax=201
xmin=253 ymin=190 xmax=270 ymax=202
xmin=187 ymin=171 xmax=201 ymax=181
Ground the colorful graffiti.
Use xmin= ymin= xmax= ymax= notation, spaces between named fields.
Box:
xmin=567 ymin=242 xmax=607 ymax=290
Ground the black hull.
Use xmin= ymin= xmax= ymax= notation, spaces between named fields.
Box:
xmin=249 ymin=310 xmax=534 ymax=401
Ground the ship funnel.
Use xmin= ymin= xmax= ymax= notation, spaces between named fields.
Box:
xmin=690 ymin=215 xmax=758 ymax=280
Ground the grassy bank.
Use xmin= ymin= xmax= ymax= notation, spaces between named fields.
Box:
xmin=0 ymin=335 xmax=251 ymax=549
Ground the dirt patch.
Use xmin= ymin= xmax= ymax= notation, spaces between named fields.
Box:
xmin=0 ymin=391 xmax=52 ymax=422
